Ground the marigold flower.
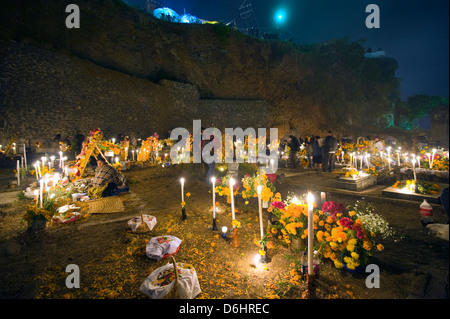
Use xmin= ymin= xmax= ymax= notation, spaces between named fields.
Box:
xmin=377 ymin=244 xmax=384 ymax=251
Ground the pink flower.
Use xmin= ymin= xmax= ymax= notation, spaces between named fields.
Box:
xmin=322 ymin=201 xmax=346 ymax=216
xmin=339 ymin=217 xmax=353 ymax=228
xmin=271 ymin=200 xmax=285 ymax=210
xmin=266 ymin=174 xmax=277 ymax=184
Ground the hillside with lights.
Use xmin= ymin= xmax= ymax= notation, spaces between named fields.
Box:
xmin=0 ymin=0 xmax=400 ymax=140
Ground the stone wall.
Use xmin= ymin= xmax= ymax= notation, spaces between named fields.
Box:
xmin=0 ymin=41 xmax=268 ymax=150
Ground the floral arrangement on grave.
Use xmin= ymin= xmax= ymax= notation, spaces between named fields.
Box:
xmin=344 ymin=167 xmax=360 ymax=178
xmin=393 ymin=180 xmax=440 ymax=195
xmin=214 ymin=175 xmax=240 ymax=204
xmin=22 ymin=185 xmax=72 ymax=228
xmin=268 ymin=193 xmax=318 ymax=247
xmin=138 ymin=134 xmax=159 ymax=162
xmin=71 ymin=128 xmax=121 ymax=179
xmin=240 ymin=171 xmax=275 ymax=204
xmin=315 ymin=200 xmax=394 ymax=271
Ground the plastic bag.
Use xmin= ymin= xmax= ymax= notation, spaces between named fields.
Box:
xmin=145 ymin=235 xmax=181 ymax=261
xmin=139 ymin=260 xmax=201 ymax=299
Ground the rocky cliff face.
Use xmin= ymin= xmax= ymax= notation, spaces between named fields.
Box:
xmin=0 ymin=0 xmax=400 ymax=143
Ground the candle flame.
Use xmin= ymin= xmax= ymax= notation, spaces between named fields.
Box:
xmin=257 ymin=185 xmax=263 ymax=193
xmin=307 ymin=192 xmax=314 ymax=203
xmin=180 ymin=177 xmax=185 ymax=184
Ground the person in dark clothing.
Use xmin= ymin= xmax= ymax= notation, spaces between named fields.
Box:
xmin=288 ymin=135 xmax=300 ymax=169
xmin=311 ymin=136 xmax=323 ymax=170
xmin=75 ymin=130 xmax=85 ymax=155
xmin=322 ymin=131 xmax=338 ymax=172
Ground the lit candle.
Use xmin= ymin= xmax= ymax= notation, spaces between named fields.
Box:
xmin=307 ymin=192 xmax=314 ymax=276
xmin=397 ymin=151 xmax=400 ymax=166
xmin=359 ymin=155 xmax=363 ymax=170
xmin=34 ymin=163 xmax=39 ymax=180
xmin=257 ymin=185 xmax=264 ymax=240
xmin=222 ymin=226 xmax=228 ymax=239
xmin=39 ymin=179 xmax=43 ymax=208
xmin=412 ymin=158 xmax=417 ymax=182
xmin=36 ymin=161 xmax=41 ymax=178
xmin=427 ymin=153 xmax=431 ymax=169
xmin=229 ymin=178 xmax=236 ymax=222
xmin=431 ymin=149 xmax=436 ymax=170
xmin=50 ymin=156 xmax=55 ymax=169
xmin=180 ymin=178 xmax=185 ymax=203
xmin=132 ymin=150 xmax=135 ymax=161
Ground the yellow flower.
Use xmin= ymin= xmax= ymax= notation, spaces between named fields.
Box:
xmin=259 ymin=249 xmax=266 ymax=256
xmin=232 ymin=219 xmax=241 ymax=228
xmin=351 ymin=252 xmax=359 ymax=259
xmin=346 ymin=244 xmax=355 ymax=252
xmin=377 ymin=244 xmax=384 ymax=251
xmin=349 ymin=210 xmax=356 ymax=216
xmin=186 ymin=192 xmax=191 ymax=197
xmin=181 ymin=201 xmax=186 ymax=206
xmin=334 ymin=260 xmax=344 ymax=269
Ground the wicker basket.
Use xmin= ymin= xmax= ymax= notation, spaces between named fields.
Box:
xmin=134 ymin=214 xmax=151 ymax=233
xmin=88 ymin=196 xmax=125 ymax=214
xmin=163 ymin=256 xmax=180 ymax=299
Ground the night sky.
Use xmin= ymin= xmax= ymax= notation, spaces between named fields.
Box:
xmin=124 ymin=0 xmax=449 ymax=101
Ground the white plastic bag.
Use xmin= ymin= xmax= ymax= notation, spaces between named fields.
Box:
xmin=128 ymin=215 xmax=157 ymax=232
xmin=139 ymin=259 xmax=201 ymax=299
xmin=145 ymin=235 xmax=181 ymax=261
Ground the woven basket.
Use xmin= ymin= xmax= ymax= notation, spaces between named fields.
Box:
xmin=88 ymin=196 xmax=125 ymax=214
xmin=134 ymin=214 xmax=151 ymax=233
xmin=163 ymin=256 xmax=179 ymax=299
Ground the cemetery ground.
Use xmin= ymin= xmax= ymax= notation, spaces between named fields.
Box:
xmin=0 ymin=165 xmax=448 ymax=300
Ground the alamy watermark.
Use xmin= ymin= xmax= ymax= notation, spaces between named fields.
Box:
xmin=170 ymin=120 xmax=279 ymax=174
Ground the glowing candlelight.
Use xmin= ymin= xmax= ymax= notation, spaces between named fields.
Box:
xmin=307 ymin=192 xmax=314 ymax=276
xmin=412 ymin=158 xmax=417 ymax=182
xmin=222 ymin=226 xmax=228 ymax=238
xmin=180 ymin=178 xmax=185 ymax=203
xmin=34 ymin=163 xmax=39 ymax=180
xmin=39 ymin=179 xmax=43 ymax=208
xmin=396 ymin=150 xmax=400 ymax=166
xmin=431 ymin=149 xmax=436 ymax=169
xmin=427 ymin=153 xmax=431 ymax=169
xmin=257 ymin=185 xmax=264 ymax=240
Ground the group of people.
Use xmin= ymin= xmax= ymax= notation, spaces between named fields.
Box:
xmin=284 ymin=131 xmax=339 ymax=172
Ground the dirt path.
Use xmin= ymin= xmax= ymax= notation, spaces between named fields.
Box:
xmin=0 ymin=165 xmax=448 ymax=299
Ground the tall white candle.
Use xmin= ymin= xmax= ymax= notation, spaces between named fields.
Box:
xmin=427 ymin=153 xmax=431 ymax=169
xmin=431 ymin=149 xmax=436 ymax=170
xmin=307 ymin=192 xmax=314 ymax=276
xmin=412 ymin=158 xmax=417 ymax=182
xmin=180 ymin=178 xmax=185 ymax=203
xmin=23 ymin=144 xmax=27 ymax=169
xmin=397 ymin=151 xmax=400 ymax=166
xmin=39 ymin=179 xmax=43 ymax=208
xmin=229 ymin=178 xmax=235 ymax=222
xmin=34 ymin=163 xmax=39 ymax=180
xmin=257 ymin=185 xmax=264 ymax=240
xmin=16 ymin=160 xmax=20 ymax=186
xmin=211 ymin=177 xmax=216 ymax=219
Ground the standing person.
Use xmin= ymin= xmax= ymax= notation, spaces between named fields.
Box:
xmin=322 ymin=131 xmax=338 ymax=172
xmin=311 ymin=136 xmax=323 ymax=170
xmin=75 ymin=130 xmax=85 ymax=155
xmin=306 ymin=136 xmax=313 ymax=168
xmin=287 ymin=135 xmax=300 ymax=169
